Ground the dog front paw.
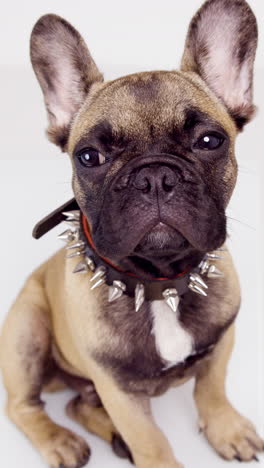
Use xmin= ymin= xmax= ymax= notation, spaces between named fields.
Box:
xmin=40 ymin=426 xmax=90 ymax=468
xmin=199 ymin=404 xmax=264 ymax=462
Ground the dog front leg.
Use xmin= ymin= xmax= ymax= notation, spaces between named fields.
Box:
xmin=0 ymin=275 xmax=90 ymax=468
xmin=194 ymin=324 xmax=264 ymax=461
xmin=90 ymin=364 xmax=183 ymax=468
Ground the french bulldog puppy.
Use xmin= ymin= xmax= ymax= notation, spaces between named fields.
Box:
xmin=0 ymin=0 xmax=263 ymax=467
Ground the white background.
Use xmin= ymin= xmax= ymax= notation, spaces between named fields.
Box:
xmin=0 ymin=1 xmax=263 ymax=467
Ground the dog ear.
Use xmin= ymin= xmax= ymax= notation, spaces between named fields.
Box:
xmin=30 ymin=14 xmax=103 ymax=150
xmin=181 ymin=0 xmax=258 ymax=130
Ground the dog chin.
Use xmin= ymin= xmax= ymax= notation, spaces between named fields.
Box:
xmin=135 ymin=222 xmax=189 ymax=254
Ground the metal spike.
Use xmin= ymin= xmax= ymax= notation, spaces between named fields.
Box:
xmin=207 ymin=265 xmax=224 ymax=278
xmin=66 ymin=241 xmax=85 ymax=250
xmin=58 ymin=229 xmax=75 ymax=243
xmin=108 ymin=286 xmax=122 ymax=302
xmin=113 ymin=280 xmax=126 ymax=291
xmin=189 ymin=283 xmax=208 ymax=297
xmin=108 ymin=281 xmax=126 ymax=303
xmin=189 ymin=273 xmax=208 ymax=289
xmin=73 ymin=260 xmax=88 ymax=274
xmin=90 ymin=266 xmax=106 ymax=283
xmin=162 ymin=288 xmax=179 ymax=312
xmin=206 ymin=253 xmax=223 ymax=260
xmin=85 ymin=257 xmax=95 ymax=272
xmin=62 ymin=210 xmax=80 ymax=221
xmin=135 ymin=283 xmax=145 ymax=312
xmin=199 ymin=260 xmax=210 ymax=275
xmin=66 ymin=249 xmax=85 ymax=259
xmin=90 ymin=277 xmax=106 ymax=290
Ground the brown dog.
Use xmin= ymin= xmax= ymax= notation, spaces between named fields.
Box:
xmin=0 ymin=0 xmax=263 ymax=467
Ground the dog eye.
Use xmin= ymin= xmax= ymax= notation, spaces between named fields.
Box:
xmin=77 ymin=148 xmax=106 ymax=167
xmin=195 ymin=134 xmax=224 ymax=151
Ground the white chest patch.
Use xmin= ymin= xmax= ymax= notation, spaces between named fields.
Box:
xmin=151 ymin=299 xmax=193 ymax=368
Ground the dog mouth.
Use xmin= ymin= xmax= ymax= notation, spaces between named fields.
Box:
xmin=118 ymin=222 xmax=201 ymax=279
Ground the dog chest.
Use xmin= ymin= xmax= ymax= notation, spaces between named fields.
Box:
xmin=93 ymin=294 xmax=217 ymax=395
xmin=151 ymin=299 xmax=194 ymax=368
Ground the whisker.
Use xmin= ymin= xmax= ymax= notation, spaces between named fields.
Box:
xmin=226 ymin=215 xmax=255 ymax=231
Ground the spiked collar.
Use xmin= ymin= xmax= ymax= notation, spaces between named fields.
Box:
xmin=33 ymin=198 xmax=224 ymax=312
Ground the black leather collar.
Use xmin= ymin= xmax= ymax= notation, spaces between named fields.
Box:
xmin=32 ymin=197 xmax=79 ymax=239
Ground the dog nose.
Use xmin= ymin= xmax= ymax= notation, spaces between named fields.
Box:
xmin=133 ymin=165 xmax=177 ymax=200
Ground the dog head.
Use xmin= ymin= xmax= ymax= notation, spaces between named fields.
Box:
xmin=30 ymin=0 xmax=257 ymax=278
